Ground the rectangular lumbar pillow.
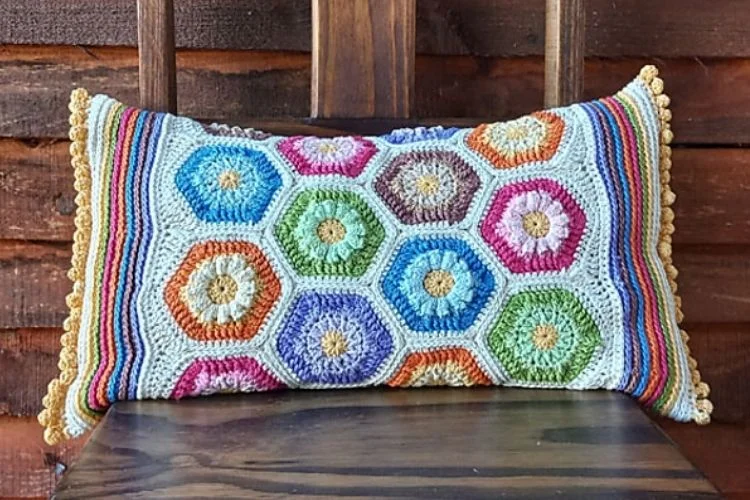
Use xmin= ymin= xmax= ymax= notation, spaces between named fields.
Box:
xmin=40 ymin=66 xmax=711 ymax=444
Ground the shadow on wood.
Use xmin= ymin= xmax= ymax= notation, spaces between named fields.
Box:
xmin=55 ymin=388 xmax=718 ymax=499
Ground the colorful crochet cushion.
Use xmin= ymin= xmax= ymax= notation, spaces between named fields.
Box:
xmin=40 ymin=66 xmax=712 ymax=444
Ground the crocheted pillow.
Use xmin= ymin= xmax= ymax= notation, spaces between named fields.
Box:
xmin=40 ymin=66 xmax=711 ymax=444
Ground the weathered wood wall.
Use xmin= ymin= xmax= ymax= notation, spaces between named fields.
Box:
xmin=0 ymin=1 xmax=748 ymax=497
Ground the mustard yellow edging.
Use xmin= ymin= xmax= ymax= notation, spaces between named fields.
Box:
xmin=638 ymin=65 xmax=712 ymax=424
xmin=38 ymin=88 xmax=93 ymax=445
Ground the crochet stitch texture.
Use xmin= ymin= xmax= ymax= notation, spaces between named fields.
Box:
xmin=39 ymin=66 xmax=712 ymax=444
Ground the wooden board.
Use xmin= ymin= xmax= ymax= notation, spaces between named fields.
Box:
xmin=311 ymin=0 xmax=415 ymax=118
xmin=54 ymin=389 xmax=718 ymax=498
xmin=544 ymin=0 xmax=585 ymax=107
xmin=1 ymin=0 xmax=749 ymax=58
xmin=3 ymin=324 xmax=746 ymax=422
xmin=1 ymin=47 xmax=748 ymax=144
xmin=137 ymin=0 xmax=177 ymax=112
xmin=0 ymin=416 xmax=86 ymax=498
xmin=660 ymin=421 xmax=750 ymax=498
xmin=0 ymin=329 xmax=62 ymax=416
xmin=2 ymin=141 xmax=748 ymax=245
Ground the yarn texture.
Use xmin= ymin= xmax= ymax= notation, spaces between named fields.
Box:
xmin=40 ymin=66 xmax=711 ymax=444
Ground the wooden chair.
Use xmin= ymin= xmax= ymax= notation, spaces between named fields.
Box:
xmin=55 ymin=1 xmax=718 ymax=497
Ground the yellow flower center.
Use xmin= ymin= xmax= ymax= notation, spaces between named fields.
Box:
xmin=532 ymin=324 xmax=559 ymax=351
xmin=218 ymin=170 xmax=241 ymax=190
xmin=415 ymin=174 xmax=440 ymax=195
xmin=423 ymin=269 xmax=455 ymax=298
xmin=317 ymin=142 xmax=338 ymax=154
xmin=321 ymin=330 xmax=348 ymax=358
xmin=504 ymin=124 xmax=529 ymax=141
xmin=522 ymin=211 xmax=551 ymax=238
xmin=206 ymin=274 xmax=238 ymax=304
xmin=317 ymin=218 xmax=347 ymax=244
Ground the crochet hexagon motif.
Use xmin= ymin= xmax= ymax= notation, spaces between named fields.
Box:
xmin=164 ymin=240 xmax=282 ymax=341
xmin=274 ymin=188 xmax=386 ymax=277
xmin=175 ymin=145 xmax=282 ymax=223
xmin=487 ymin=288 xmax=601 ymax=384
xmin=480 ymin=178 xmax=586 ymax=274
xmin=374 ymin=150 xmax=481 ymax=226
xmin=276 ymin=291 xmax=394 ymax=385
xmin=171 ymin=356 xmax=285 ymax=399
xmin=388 ymin=347 xmax=492 ymax=387
xmin=382 ymin=237 xmax=496 ymax=333
xmin=467 ymin=111 xmax=565 ymax=169
xmin=277 ymin=136 xmax=378 ymax=178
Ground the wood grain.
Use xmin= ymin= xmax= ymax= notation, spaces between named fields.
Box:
xmin=0 ymin=416 xmax=86 ymax=498
xmin=2 ymin=0 xmax=749 ymax=58
xmin=544 ymin=0 xmax=585 ymax=107
xmin=54 ymin=389 xmax=718 ymax=498
xmin=0 ymin=47 xmax=747 ymax=144
xmin=1 ymin=142 xmax=747 ymax=245
xmin=137 ymin=0 xmax=177 ymax=112
xmin=311 ymin=0 xmax=415 ymax=118
xmin=660 ymin=421 xmax=750 ymax=498
xmin=0 ymin=329 xmax=62 ymax=416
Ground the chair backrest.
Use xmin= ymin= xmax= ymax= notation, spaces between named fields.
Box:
xmin=136 ymin=0 xmax=585 ymax=126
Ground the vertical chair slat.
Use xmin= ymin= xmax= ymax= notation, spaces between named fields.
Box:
xmin=311 ymin=0 xmax=416 ymax=119
xmin=544 ymin=0 xmax=585 ymax=108
xmin=137 ymin=0 xmax=177 ymax=113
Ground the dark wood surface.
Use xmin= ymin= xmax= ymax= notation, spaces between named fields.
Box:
xmin=544 ymin=0 xmax=584 ymax=107
xmin=1 ymin=48 xmax=749 ymax=144
xmin=311 ymin=0 xmax=415 ymax=118
xmin=3 ymin=0 xmax=750 ymax=58
xmin=137 ymin=0 xmax=177 ymax=112
xmin=54 ymin=389 xmax=719 ymax=499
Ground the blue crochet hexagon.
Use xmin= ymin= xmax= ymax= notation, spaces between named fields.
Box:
xmin=276 ymin=291 xmax=394 ymax=385
xmin=175 ymin=145 xmax=282 ymax=223
xmin=382 ymin=237 xmax=496 ymax=333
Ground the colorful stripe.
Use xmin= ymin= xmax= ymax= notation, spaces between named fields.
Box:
xmin=81 ymin=101 xmax=164 ymax=415
xmin=580 ymin=81 xmax=683 ymax=417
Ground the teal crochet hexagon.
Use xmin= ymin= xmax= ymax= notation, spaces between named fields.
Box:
xmin=274 ymin=188 xmax=386 ymax=277
xmin=487 ymin=288 xmax=601 ymax=384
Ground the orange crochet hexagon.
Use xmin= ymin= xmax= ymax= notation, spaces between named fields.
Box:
xmin=388 ymin=347 xmax=492 ymax=387
xmin=165 ymin=240 xmax=282 ymax=342
xmin=466 ymin=111 xmax=565 ymax=169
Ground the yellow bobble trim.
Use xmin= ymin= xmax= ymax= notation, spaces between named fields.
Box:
xmin=638 ymin=65 xmax=712 ymax=424
xmin=38 ymin=88 xmax=93 ymax=445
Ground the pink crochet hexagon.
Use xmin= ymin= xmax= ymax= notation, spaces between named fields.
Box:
xmin=480 ymin=178 xmax=586 ymax=274
xmin=277 ymin=136 xmax=377 ymax=178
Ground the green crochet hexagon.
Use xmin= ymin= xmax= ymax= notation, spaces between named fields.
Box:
xmin=487 ymin=288 xmax=601 ymax=384
xmin=274 ymin=188 xmax=386 ymax=277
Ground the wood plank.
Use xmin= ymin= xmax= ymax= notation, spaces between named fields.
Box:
xmin=544 ymin=0 xmax=585 ymax=107
xmin=675 ymin=248 xmax=750 ymax=323
xmin=1 ymin=142 xmax=748 ymax=245
xmin=0 ymin=416 xmax=86 ymax=498
xmin=311 ymin=0 xmax=415 ymax=118
xmin=0 ymin=46 xmax=310 ymax=139
xmin=4 ymin=323 xmax=746 ymax=422
xmin=0 ymin=242 xmax=71 ymax=329
xmin=0 ymin=47 xmax=747 ymax=144
xmin=137 ymin=0 xmax=177 ymax=112
xmin=0 ymin=140 xmax=74 ymax=241
xmin=660 ymin=421 xmax=750 ymax=498
xmin=679 ymin=323 xmax=750 ymax=423
xmin=1 ymin=0 xmax=749 ymax=58
xmin=0 ymin=329 xmax=62 ymax=416
xmin=54 ymin=389 xmax=718 ymax=498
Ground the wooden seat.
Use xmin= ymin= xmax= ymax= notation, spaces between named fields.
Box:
xmin=54 ymin=1 xmax=720 ymax=497
xmin=55 ymin=389 xmax=718 ymax=498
